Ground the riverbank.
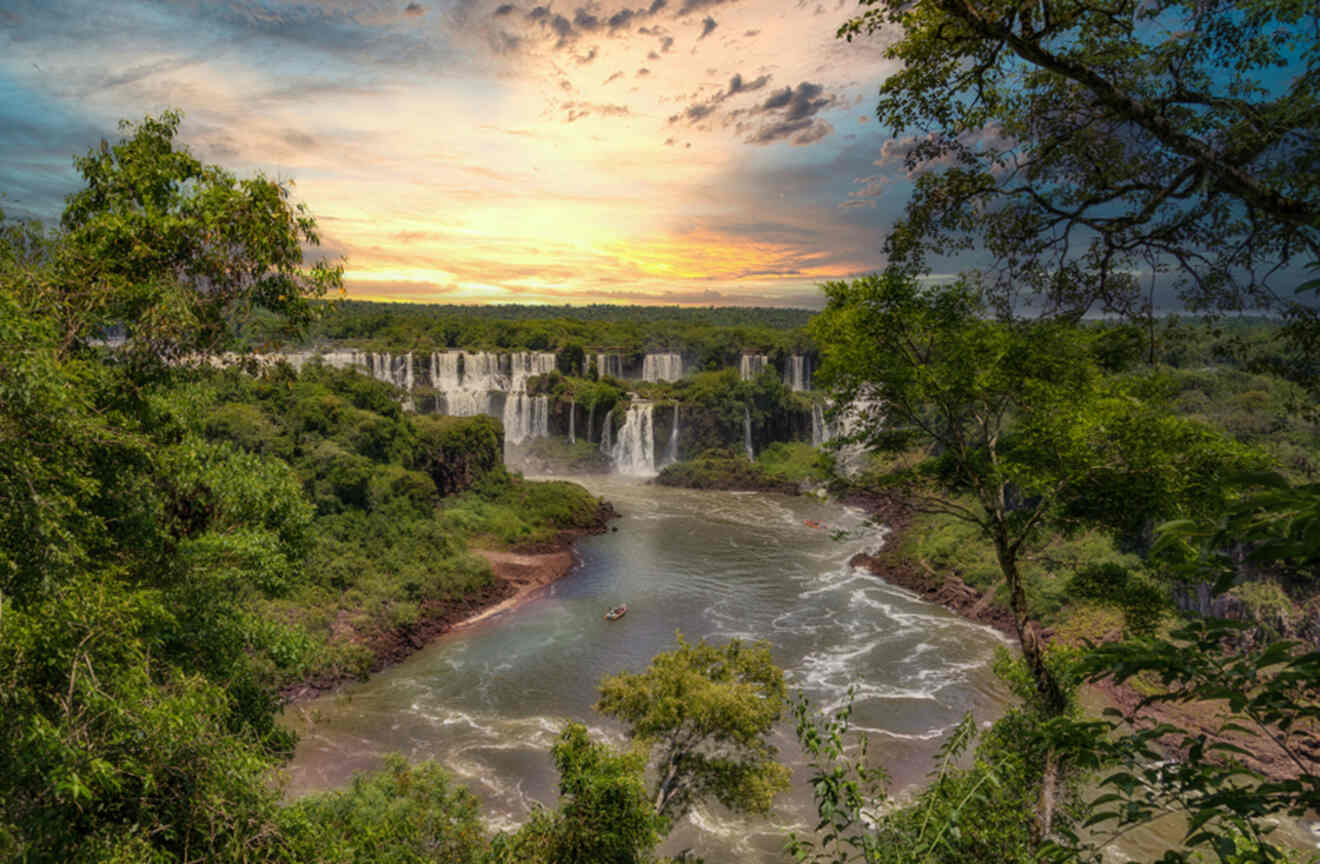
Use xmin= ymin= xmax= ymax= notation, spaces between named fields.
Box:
xmin=281 ymin=499 xmax=617 ymax=704
xmin=844 ymin=491 xmax=1314 ymax=787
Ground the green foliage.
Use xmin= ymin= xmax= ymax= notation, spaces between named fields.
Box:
xmin=840 ymin=0 xmax=1319 ymax=328
xmin=790 ymin=656 xmax=1091 ymax=864
xmin=1065 ymin=619 xmax=1320 ymax=864
xmin=757 ymin=441 xmax=831 ymax=486
xmin=655 ymin=449 xmax=799 ymax=494
xmin=286 ymin=756 xmax=488 ymax=864
xmin=545 ymin=724 xmax=662 ymax=864
xmin=20 ymin=111 xmax=341 ymax=364
xmin=1067 ymin=563 xmax=1167 ymax=638
xmin=297 ymin=300 xmax=816 ymax=359
xmin=812 ymin=273 xmax=1271 ymax=714
xmin=596 ymin=633 xmax=791 ymax=827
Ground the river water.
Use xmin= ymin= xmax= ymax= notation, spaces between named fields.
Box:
xmin=283 ymin=476 xmax=1010 ymax=861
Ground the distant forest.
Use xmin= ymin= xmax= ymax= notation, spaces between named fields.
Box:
xmin=258 ymin=300 xmax=820 ymax=357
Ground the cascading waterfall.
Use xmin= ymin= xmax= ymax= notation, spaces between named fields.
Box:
xmin=784 ymin=355 xmax=811 ymax=391
xmin=666 ymin=404 xmax=680 ymax=466
xmin=599 ymin=408 xmax=613 ymax=456
xmin=502 ymin=393 xmax=549 ymax=446
xmin=743 ymin=405 xmax=754 ymax=461
xmin=587 ymin=402 xmax=596 ymax=444
xmin=596 ymin=353 xmax=623 ymax=379
xmin=612 ymin=403 xmax=656 ymax=475
xmin=811 ymin=402 xmax=834 ymax=447
xmin=568 ymin=398 xmax=576 ymax=444
xmin=642 ymin=353 xmax=682 ymax=382
xmin=740 ymin=354 xmax=768 ymax=380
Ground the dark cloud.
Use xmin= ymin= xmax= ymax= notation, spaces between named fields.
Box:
xmin=493 ymin=3 xmax=516 ymax=13
xmin=403 ymin=2 xmax=425 ymax=15
xmin=728 ymin=72 xmax=769 ymax=95
xmin=572 ymin=8 xmax=601 ymax=30
xmin=648 ymin=0 xmax=668 ymax=12
xmin=676 ymin=0 xmax=733 ymax=14
xmin=746 ymin=82 xmax=835 ymax=145
xmin=647 ymin=50 xmax=659 ymax=59
xmin=660 ymin=35 xmax=674 ymax=51
xmin=526 ymin=5 xmax=549 ymax=20
xmin=607 ymin=8 xmax=635 ymax=29
xmin=698 ymin=15 xmax=716 ymax=37
xmin=668 ymin=70 xmax=773 ymax=127
xmin=759 ymin=82 xmax=830 ymax=121
xmin=669 ymin=102 xmax=716 ymax=124
xmin=637 ymin=67 xmax=651 ymax=76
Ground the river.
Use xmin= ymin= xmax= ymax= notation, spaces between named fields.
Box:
xmin=283 ymin=476 xmax=1011 ymax=861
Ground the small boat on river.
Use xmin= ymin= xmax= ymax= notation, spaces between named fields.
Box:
xmin=604 ymin=604 xmax=628 ymax=621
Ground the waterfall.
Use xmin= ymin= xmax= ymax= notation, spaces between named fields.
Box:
xmin=612 ymin=403 xmax=656 ymax=475
xmin=510 ymin=352 xmax=557 ymax=391
xmin=599 ymin=408 xmax=613 ymax=456
xmin=642 ymin=353 xmax=682 ymax=382
xmin=587 ymin=401 xmax=596 ymax=444
xmin=743 ymin=405 xmax=754 ymax=461
xmin=784 ymin=355 xmax=811 ymax=391
xmin=666 ymin=404 xmax=680 ymax=466
xmin=811 ymin=402 xmax=833 ymax=447
xmin=740 ymin=354 xmax=768 ymax=381
xmin=568 ymin=397 xmax=576 ymax=444
xmin=502 ymin=393 xmax=549 ymax=445
xmin=596 ymin=353 xmax=623 ymax=379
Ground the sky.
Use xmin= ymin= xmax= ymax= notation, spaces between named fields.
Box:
xmin=0 ymin=0 xmax=933 ymax=307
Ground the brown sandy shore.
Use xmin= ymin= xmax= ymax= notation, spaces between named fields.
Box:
xmin=281 ymin=501 xmax=617 ymax=705
xmin=844 ymin=491 xmax=1312 ymax=784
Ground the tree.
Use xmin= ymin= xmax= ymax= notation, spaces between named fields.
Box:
xmin=840 ymin=0 xmax=1319 ymax=324
xmin=810 ymin=272 xmax=1269 ymax=832
xmin=545 ymin=724 xmax=662 ymax=864
xmin=595 ymin=633 xmax=791 ymax=829
xmin=11 ymin=110 xmax=342 ymax=363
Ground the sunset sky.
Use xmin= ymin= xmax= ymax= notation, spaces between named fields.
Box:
xmin=0 ymin=0 xmax=926 ymax=306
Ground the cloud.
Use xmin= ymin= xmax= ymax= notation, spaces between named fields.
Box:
xmin=668 ymin=69 xmax=775 ymax=128
xmin=727 ymin=72 xmax=769 ymax=95
xmin=576 ymin=46 xmax=598 ymax=63
xmin=637 ymin=66 xmax=651 ymax=76
xmin=604 ymin=70 xmax=624 ymax=83
xmin=698 ymin=15 xmax=717 ymax=37
xmin=677 ymin=0 xmax=734 ymax=14
xmin=493 ymin=3 xmax=516 ymax=13
xmin=403 ymin=2 xmax=425 ymax=15
xmin=572 ymin=8 xmax=601 ymax=31
xmin=742 ymin=81 xmax=835 ymax=144
xmin=607 ymin=8 xmax=636 ymax=29
xmin=562 ymin=101 xmax=632 ymax=121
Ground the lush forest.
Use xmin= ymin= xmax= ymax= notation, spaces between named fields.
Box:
xmin=3 ymin=0 xmax=1320 ymax=857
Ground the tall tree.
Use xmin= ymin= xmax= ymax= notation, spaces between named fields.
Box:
xmin=12 ymin=110 xmax=342 ymax=363
xmin=840 ymin=0 xmax=1319 ymax=324
xmin=595 ymin=633 xmax=791 ymax=829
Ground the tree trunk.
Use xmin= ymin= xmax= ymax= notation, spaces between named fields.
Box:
xmin=994 ymin=534 xmax=1066 ymax=717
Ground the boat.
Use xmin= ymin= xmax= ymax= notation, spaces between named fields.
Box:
xmin=804 ymin=519 xmax=826 ymax=529
xmin=604 ymin=604 xmax=628 ymax=621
